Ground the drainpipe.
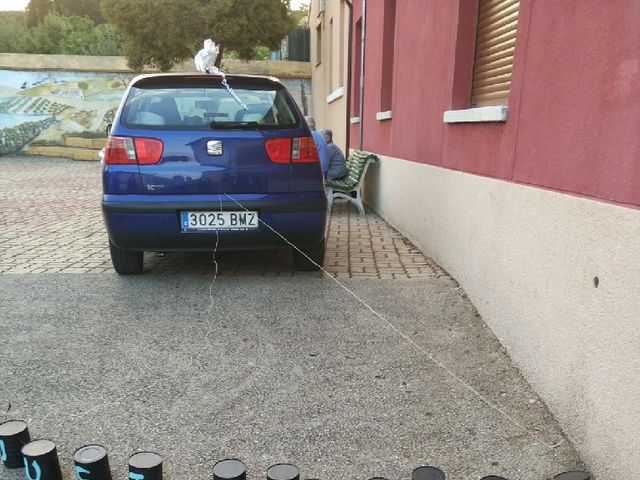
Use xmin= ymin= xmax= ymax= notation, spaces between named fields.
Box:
xmin=358 ymin=0 xmax=366 ymax=150
xmin=345 ymin=0 xmax=353 ymax=153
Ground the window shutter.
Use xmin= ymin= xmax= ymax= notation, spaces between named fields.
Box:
xmin=471 ymin=0 xmax=520 ymax=106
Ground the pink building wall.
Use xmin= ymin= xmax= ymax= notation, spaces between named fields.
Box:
xmin=350 ymin=0 xmax=640 ymax=208
xmin=348 ymin=3 xmax=640 ymax=478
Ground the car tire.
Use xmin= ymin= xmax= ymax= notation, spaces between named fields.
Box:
xmin=293 ymin=240 xmax=325 ymax=271
xmin=109 ymin=242 xmax=143 ymax=275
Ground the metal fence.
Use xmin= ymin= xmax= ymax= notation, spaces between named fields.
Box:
xmin=272 ymin=27 xmax=310 ymax=62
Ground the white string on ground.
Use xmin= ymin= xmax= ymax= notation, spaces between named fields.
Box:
xmin=207 ymin=193 xmax=223 ymax=316
xmin=34 ymin=195 xmax=221 ymax=429
xmin=222 ymin=193 xmax=564 ymax=451
xmin=34 ymin=374 xmax=164 ymax=428
xmin=187 ymin=193 xmax=223 ymax=367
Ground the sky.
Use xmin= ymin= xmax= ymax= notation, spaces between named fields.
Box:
xmin=0 ymin=0 xmax=309 ymax=12
xmin=0 ymin=0 xmax=29 ymax=11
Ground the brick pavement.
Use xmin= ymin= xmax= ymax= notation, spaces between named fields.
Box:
xmin=0 ymin=156 xmax=443 ymax=279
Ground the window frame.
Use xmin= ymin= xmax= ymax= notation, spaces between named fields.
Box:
xmin=443 ymin=0 xmax=520 ymax=124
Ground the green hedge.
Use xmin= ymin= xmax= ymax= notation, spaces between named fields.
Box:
xmin=0 ymin=12 xmax=123 ymax=56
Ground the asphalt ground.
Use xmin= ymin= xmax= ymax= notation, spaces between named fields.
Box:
xmin=0 ymin=273 xmax=584 ymax=480
xmin=0 ymin=156 xmax=584 ymax=479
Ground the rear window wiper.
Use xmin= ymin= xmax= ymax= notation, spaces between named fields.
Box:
xmin=210 ymin=121 xmax=259 ymax=129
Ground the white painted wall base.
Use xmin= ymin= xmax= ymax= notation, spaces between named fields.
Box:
xmin=364 ymin=154 xmax=640 ymax=480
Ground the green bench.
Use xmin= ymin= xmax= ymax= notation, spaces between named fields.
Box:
xmin=326 ymin=150 xmax=379 ymax=215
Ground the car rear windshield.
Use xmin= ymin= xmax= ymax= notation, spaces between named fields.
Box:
xmin=121 ymin=80 xmax=300 ymax=130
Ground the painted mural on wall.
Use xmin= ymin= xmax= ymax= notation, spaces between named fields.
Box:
xmin=0 ymin=69 xmax=312 ymax=156
xmin=0 ymin=69 xmax=133 ymax=155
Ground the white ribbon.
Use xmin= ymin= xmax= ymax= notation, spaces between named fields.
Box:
xmin=194 ymin=39 xmax=247 ymax=111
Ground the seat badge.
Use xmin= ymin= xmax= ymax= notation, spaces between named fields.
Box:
xmin=207 ymin=140 xmax=223 ymax=156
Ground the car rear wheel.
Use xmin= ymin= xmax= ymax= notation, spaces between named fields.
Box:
xmin=109 ymin=242 xmax=143 ymax=275
xmin=293 ymin=240 xmax=325 ymax=271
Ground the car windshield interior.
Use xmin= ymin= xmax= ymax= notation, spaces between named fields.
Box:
xmin=122 ymin=86 xmax=299 ymax=129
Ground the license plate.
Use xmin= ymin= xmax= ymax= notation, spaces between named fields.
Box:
xmin=180 ymin=210 xmax=259 ymax=231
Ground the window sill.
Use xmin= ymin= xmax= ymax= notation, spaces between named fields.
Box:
xmin=376 ymin=110 xmax=392 ymax=121
xmin=443 ymin=105 xmax=508 ymax=123
xmin=350 ymin=116 xmax=360 ymax=124
xmin=326 ymin=87 xmax=344 ymax=104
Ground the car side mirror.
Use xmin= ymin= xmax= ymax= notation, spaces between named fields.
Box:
xmin=106 ymin=123 xmax=112 ymax=136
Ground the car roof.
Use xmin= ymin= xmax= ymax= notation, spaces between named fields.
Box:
xmin=129 ymin=73 xmax=285 ymax=89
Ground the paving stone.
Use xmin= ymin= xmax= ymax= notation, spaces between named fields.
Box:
xmin=1 ymin=156 xmax=444 ymax=280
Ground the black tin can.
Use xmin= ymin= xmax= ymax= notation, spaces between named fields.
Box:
xmin=213 ymin=458 xmax=246 ymax=480
xmin=412 ymin=466 xmax=446 ymax=480
xmin=74 ymin=444 xmax=112 ymax=480
xmin=267 ymin=463 xmax=300 ymax=480
xmin=128 ymin=451 xmax=163 ymax=480
xmin=0 ymin=420 xmax=30 ymax=469
xmin=21 ymin=439 xmax=62 ymax=480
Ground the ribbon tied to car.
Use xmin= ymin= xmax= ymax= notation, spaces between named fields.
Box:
xmin=194 ymin=39 xmax=247 ymax=111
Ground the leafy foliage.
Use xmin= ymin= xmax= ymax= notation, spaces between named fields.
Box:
xmin=0 ymin=12 xmax=30 ymax=52
xmin=102 ymin=0 xmax=296 ymax=71
xmin=101 ymin=0 xmax=205 ymax=71
xmin=290 ymin=3 xmax=309 ymax=27
xmin=0 ymin=12 xmax=123 ymax=55
xmin=27 ymin=14 xmax=95 ymax=54
xmin=54 ymin=0 xmax=105 ymax=24
xmin=211 ymin=0 xmax=295 ymax=59
xmin=26 ymin=0 xmax=53 ymax=26
xmin=88 ymin=23 xmax=124 ymax=55
xmin=26 ymin=0 xmax=104 ymax=25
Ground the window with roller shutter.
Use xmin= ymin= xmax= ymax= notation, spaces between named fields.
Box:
xmin=471 ymin=0 xmax=520 ymax=106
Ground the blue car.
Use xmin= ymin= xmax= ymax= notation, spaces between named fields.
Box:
xmin=102 ymin=73 xmax=326 ymax=274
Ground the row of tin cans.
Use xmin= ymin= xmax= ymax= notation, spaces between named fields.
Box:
xmin=0 ymin=419 xmax=162 ymax=480
xmin=0 ymin=419 xmax=301 ymax=480
xmin=1 ymin=419 xmax=591 ymax=480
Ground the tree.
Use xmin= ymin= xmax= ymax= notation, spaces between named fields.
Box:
xmin=290 ymin=4 xmax=309 ymax=27
xmin=77 ymin=81 xmax=89 ymax=98
xmin=26 ymin=0 xmax=53 ymax=26
xmin=24 ymin=13 xmax=69 ymax=53
xmin=54 ymin=0 xmax=104 ymax=24
xmin=0 ymin=10 xmax=123 ymax=55
xmin=88 ymin=23 xmax=124 ymax=56
xmin=13 ymin=13 xmax=122 ymax=55
xmin=57 ymin=15 xmax=96 ymax=54
xmin=102 ymin=0 xmax=296 ymax=71
xmin=0 ymin=12 xmax=29 ymax=53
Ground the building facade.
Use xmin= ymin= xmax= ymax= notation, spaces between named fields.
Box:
xmin=309 ymin=0 xmax=351 ymax=152
xmin=350 ymin=1 xmax=640 ymax=479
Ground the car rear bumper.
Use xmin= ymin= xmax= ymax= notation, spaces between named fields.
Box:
xmin=102 ymin=193 xmax=327 ymax=252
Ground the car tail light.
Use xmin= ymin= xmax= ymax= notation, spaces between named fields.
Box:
xmin=265 ymin=137 xmax=319 ymax=164
xmin=134 ymin=137 xmax=164 ymax=164
xmin=103 ymin=136 xmax=163 ymax=165
xmin=265 ymin=138 xmax=292 ymax=164
xmin=103 ymin=136 xmax=136 ymax=164
xmin=292 ymin=136 xmax=319 ymax=163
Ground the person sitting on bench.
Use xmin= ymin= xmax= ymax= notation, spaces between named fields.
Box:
xmin=305 ymin=116 xmax=329 ymax=177
xmin=321 ymin=129 xmax=347 ymax=181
